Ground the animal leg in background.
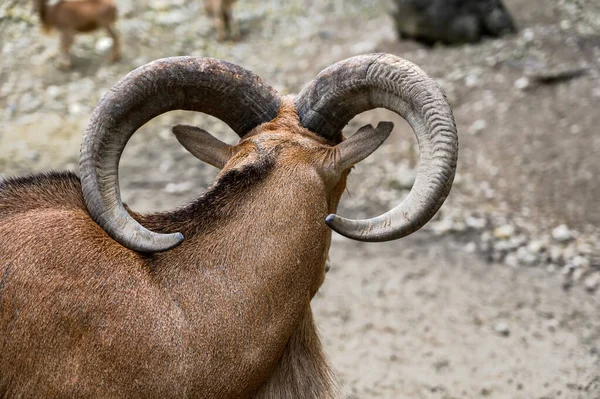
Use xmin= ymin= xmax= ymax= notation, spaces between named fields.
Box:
xmin=213 ymin=3 xmax=227 ymax=41
xmin=58 ymin=29 xmax=75 ymax=69
xmin=206 ymin=0 xmax=238 ymax=41
xmin=222 ymin=5 xmax=239 ymax=41
xmin=105 ymin=25 xmax=120 ymax=63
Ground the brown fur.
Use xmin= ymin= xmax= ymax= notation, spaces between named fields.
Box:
xmin=0 ymin=101 xmax=346 ymax=398
xmin=34 ymin=0 xmax=120 ymax=69
xmin=204 ymin=0 xmax=239 ymax=41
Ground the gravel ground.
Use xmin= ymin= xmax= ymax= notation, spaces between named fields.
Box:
xmin=321 ymin=236 xmax=599 ymax=398
xmin=1 ymin=0 xmax=599 ymax=397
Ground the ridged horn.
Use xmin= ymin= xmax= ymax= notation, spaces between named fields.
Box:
xmin=80 ymin=57 xmax=281 ymax=253
xmin=296 ymin=53 xmax=458 ymax=241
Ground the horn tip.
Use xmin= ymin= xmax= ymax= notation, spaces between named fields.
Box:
xmin=325 ymin=214 xmax=337 ymax=225
xmin=137 ymin=232 xmax=185 ymax=253
xmin=164 ymin=232 xmax=185 ymax=251
xmin=325 ymin=214 xmax=345 ymax=236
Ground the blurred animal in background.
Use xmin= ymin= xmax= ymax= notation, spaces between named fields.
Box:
xmin=392 ymin=0 xmax=516 ymax=45
xmin=0 ymin=54 xmax=457 ymax=397
xmin=204 ymin=0 xmax=239 ymax=41
xmin=33 ymin=0 xmax=120 ymax=69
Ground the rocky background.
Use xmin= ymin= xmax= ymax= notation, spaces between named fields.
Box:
xmin=1 ymin=0 xmax=599 ymax=397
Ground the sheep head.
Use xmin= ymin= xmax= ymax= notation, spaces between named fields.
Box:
xmin=79 ymin=54 xmax=458 ymax=253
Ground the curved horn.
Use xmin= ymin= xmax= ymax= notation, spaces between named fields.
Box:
xmin=80 ymin=57 xmax=281 ymax=253
xmin=296 ymin=53 xmax=458 ymax=242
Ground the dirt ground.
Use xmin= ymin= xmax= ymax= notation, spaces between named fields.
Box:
xmin=321 ymin=236 xmax=599 ymax=398
xmin=1 ymin=0 xmax=599 ymax=397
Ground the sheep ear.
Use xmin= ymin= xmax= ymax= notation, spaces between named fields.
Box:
xmin=333 ymin=122 xmax=393 ymax=172
xmin=172 ymin=125 xmax=234 ymax=169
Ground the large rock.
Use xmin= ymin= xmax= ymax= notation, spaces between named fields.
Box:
xmin=391 ymin=0 xmax=516 ymax=45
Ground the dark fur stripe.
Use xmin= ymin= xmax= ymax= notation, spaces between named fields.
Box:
xmin=0 ymin=155 xmax=276 ymax=239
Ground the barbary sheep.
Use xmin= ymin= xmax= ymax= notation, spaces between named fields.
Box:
xmin=0 ymin=53 xmax=458 ymax=398
xmin=34 ymin=0 xmax=120 ymax=69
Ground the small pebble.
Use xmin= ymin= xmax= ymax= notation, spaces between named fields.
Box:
xmin=514 ymin=77 xmax=530 ymax=90
xmin=494 ymin=224 xmax=515 ymax=239
xmin=469 ymin=119 xmax=487 ymax=135
xmin=584 ymin=273 xmax=600 ymax=292
xmin=552 ymin=225 xmax=572 ymax=242
xmin=95 ymin=37 xmax=114 ymax=53
xmin=465 ymin=216 xmax=487 ymax=230
xmin=494 ymin=322 xmax=510 ymax=337
xmin=164 ymin=181 xmax=194 ymax=193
